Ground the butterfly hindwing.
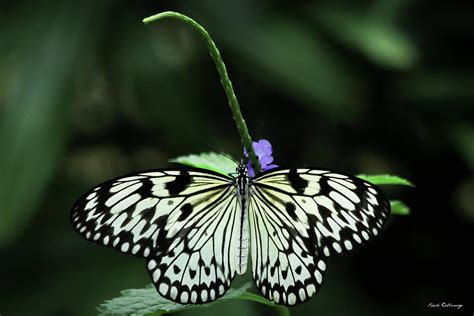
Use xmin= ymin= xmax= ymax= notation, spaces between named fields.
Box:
xmin=146 ymin=190 xmax=242 ymax=304
xmin=249 ymin=188 xmax=326 ymax=305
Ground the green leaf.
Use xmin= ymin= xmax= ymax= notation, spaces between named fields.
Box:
xmin=170 ymin=152 xmax=237 ymax=176
xmin=97 ymin=283 xmax=252 ymax=316
xmin=357 ymin=174 xmax=414 ymax=187
xmin=357 ymin=174 xmax=413 ymax=216
xmin=390 ymin=200 xmax=411 ymax=215
xmin=357 ymin=174 xmax=415 ymax=215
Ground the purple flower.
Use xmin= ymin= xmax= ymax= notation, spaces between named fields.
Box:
xmin=244 ymin=139 xmax=278 ymax=177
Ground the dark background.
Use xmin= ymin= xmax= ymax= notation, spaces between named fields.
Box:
xmin=0 ymin=0 xmax=472 ymax=315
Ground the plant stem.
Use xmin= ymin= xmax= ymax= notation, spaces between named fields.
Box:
xmin=143 ymin=11 xmax=261 ymax=172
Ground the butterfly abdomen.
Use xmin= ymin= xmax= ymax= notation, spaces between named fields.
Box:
xmin=237 ymin=198 xmax=249 ymax=275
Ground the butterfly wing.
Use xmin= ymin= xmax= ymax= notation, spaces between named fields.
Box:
xmin=71 ymin=168 xmax=242 ymax=303
xmin=249 ymin=167 xmax=390 ymax=305
xmin=146 ymin=186 xmax=244 ymax=304
xmin=249 ymin=190 xmax=327 ymax=306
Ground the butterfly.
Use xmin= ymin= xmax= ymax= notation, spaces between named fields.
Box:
xmin=71 ymin=163 xmax=390 ymax=306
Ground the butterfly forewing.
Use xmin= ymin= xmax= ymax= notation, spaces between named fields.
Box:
xmin=253 ymin=168 xmax=391 ymax=258
xmin=71 ymin=169 xmax=232 ymax=258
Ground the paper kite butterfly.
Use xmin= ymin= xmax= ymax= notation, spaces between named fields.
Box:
xmin=71 ymin=163 xmax=390 ymax=306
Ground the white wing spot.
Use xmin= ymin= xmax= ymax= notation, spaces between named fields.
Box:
xmin=288 ymin=293 xmax=296 ymax=305
xmin=201 ymin=290 xmax=208 ymax=302
xmin=344 ymin=240 xmax=353 ymax=250
xmin=170 ymin=286 xmax=178 ymax=300
xmin=273 ymin=291 xmax=280 ymax=303
xmin=121 ymin=242 xmax=129 ymax=252
xmin=180 ymin=292 xmax=189 ymax=304
xmin=353 ymin=233 xmax=362 ymax=243
xmin=152 ymin=269 xmax=161 ymax=282
xmin=299 ymin=288 xmax=306 ymax=301
xmin=132 ymin=244 xmax=140 ymax=254
xmin=362 ymin=231 xmax=369 ymax=240
xmin=191 ymin=291 xmax=197 ymax=303
xmin=148 ymin=260 xmax=157 ymax=270
xmin=315 ymin=270 xmax=323 ymax=284
xmin=333 ymin=242 xmax=342 ymax=253
xmin=159 ymin=283 xmax=169 ymax=295
xmin=306 ymin=284 xmax=316 ymax=296
xmin=318 ymin=260 xmax=326 ymax=271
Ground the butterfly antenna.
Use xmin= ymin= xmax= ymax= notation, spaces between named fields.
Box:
xmin=202 ymin=144 xmax=239 ymax=164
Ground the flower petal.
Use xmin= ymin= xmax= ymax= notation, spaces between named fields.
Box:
xmin=243 ymin=139 xmax=276 ymax=178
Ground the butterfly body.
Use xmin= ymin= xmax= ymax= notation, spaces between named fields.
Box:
xmin=71 ymin=163 xmax=390 ymax=306
xmin=235 ymin=163 xmax=250 ymax=275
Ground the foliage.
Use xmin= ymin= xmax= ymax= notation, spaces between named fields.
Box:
xmin=171 ymin=152 xmax=237 ymax=176
xmin=97 ymin=283 xmax=253 ymax=316
xmin=357 ymin=174 xmax=414 ymax=187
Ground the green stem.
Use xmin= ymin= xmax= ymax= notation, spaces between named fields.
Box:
xmin=143 ymin=11 xmax=261 ymax=172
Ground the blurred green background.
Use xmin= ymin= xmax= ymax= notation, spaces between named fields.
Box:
xmin=0 ymin=0 xmax=472 ymax=315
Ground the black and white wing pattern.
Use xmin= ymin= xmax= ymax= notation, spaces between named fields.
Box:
xmin=249 ymin=168 xmax=390 ymax=305
xmin=71 ymin=168 xmax=241 ymax=304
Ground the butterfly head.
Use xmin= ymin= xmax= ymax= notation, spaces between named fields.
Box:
xmin=236 ymin=162 xmax=247 ymax=177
